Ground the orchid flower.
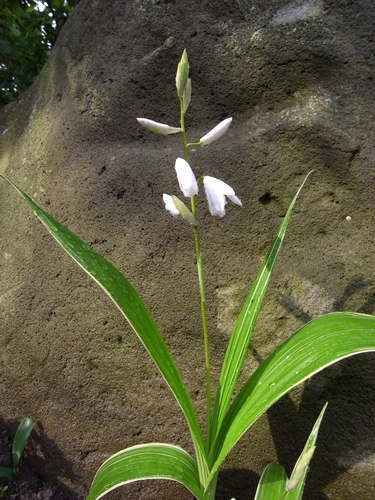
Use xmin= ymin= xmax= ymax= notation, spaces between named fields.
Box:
xmin=203 ymin=175 xmax=242 ymax=217
xmin=137 ymin=118 xmax=181 ymax=135
xmin=174 ymin=158 xmax=198 ymax=197
xmin=200 ymin=117 xmax=232 ymax=146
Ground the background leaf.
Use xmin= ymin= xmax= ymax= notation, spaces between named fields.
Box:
xmin=12 ymin=417 xmax=33 ymax=467
xmin=0 ymin=467 xmax=14 ymax=479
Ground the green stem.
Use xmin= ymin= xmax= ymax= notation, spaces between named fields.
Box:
xmin=203 ymin=470 xmax=219 ymax=500
xmin=180 ymin=98 xmax=211 ymax=450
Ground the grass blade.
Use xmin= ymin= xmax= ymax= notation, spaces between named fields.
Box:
xmin=86 ymin=443 xmax=204 ymax=500
xmin=12 ymin=417 xmax=34 ymax=467
xmin=210 ymin=173 xmax=312 ymax=448
xmin=254 ymin=463 xmax=287 ymax=500
xmin=1 ymin=176 xmax=207 ymax=477
xmin=209 ymin=312 xmax=375 ymax=480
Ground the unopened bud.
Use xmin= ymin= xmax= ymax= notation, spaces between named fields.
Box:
xmin=176 ymin=49 xmax=189 ymax=98
xmin=137 ymin=118 xmax=181 ymax=135
xmin=200 ymin=117 xmax=232 ymax=145
xmin=286 ymin=447 xmax=315 ymax=492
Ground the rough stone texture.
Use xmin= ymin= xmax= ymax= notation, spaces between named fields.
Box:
xmin=0 ymin=0 xmax=375 ymax=498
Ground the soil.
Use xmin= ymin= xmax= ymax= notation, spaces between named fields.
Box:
xmin=0 ymin=428 xmax=83 ymax=500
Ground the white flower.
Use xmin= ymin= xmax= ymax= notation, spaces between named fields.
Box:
xmin=174 ymin=158 xmax=198 ymax=197
xmin=137 ymin=118 xmax=181 ymax=135
xmin=203 ymin=176 xmax=242 ymax=217
xmin=163 ymin=194 xmax=179 ymax=217
xmin=200 ymin=117 xmax=232 ymax=146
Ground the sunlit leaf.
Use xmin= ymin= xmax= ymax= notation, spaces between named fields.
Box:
xmin=254 ymin=463 xmax=287 ymax=500
xmin=0 ymin=175 xmax=208 ymax=481
xmin=86 ymin=443 xmax=204 ymax=500
xmin=209 ymin=312 xmax=375 ymax=481
xmin=210 ymin=173 xmax=312 ymax=449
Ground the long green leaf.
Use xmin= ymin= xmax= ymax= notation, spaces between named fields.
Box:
xmin=86 ymin=443 xmax=204 ymax=500
xmin=209 ymin=312 xmax=375 ymax=481
xmin=0 ymin=176 xmax=207 ymax=477
xmin=285 ymin=403 xmax=327 ymax=500
xmin=12 ymin=417 xmax=34 ymax=467
xmin=210 ymin=173 xmax=312 ymax=448
xmin=254 ymin=463 xmax=287 ymax=500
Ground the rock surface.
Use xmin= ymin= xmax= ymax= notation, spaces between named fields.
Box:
xmin=0 ymin=0 xmax=375 ymax=498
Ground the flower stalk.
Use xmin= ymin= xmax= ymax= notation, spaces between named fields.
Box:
xmin=178 ymin=88 xmax=212 ymax=449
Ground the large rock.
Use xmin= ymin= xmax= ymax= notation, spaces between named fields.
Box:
xmin=1 ymin=0 xmax=375 ymax=498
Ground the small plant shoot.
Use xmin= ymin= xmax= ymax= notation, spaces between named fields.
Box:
xmin=0 ymin=418 xmax=34 ymax=495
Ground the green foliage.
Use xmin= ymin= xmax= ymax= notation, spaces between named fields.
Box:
xmin=3 ymin=173 xmax=375 ymax=499
xmin=0 ymin=418 xmax=34 ymax=493
xmin=87 ymin=444 xmax=205 ymax=500
xmin=259 ymin=403 xmax=327 ymax=500
xmin=0 ymin=0 xmax=76 ymax=107
xmin=0 ymin=486 xmax=9 ymax=497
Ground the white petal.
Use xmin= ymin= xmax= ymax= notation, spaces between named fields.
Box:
xmin=203 ymin=177 xmax=227 ymax=217
xmin=227 ymin=194 xmax=242 ymax=206
xmin=174 ymin=158 xmax=198 ymax=197
xmin=137 ymin=118 xmax=181 ymax=135
xmin=163 ymin=194 xmax=179 ymax=217
xmin=203 ymin=176 xmax=242 ymax=217
xmin=200 ymin=117 xmax=232 ymax=145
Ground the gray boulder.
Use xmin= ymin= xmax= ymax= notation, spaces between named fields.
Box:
xmin=0 ymin=0 xmax=375 ymax=498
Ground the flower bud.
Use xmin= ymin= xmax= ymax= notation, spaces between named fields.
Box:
xmin=286 ymin=447 xmax=316 ymax=492
xmin=137 ymin=118 xmax=181 ymax=135
xmin=174 ymin=158 xmax=198 ymax=197
xmin=200 ymin=117 xmax=232 ymax=146
xmin=203 ymin=176 xmax=242 ymax=217
xmin=176 ymin=49 xmax=189 ymax=98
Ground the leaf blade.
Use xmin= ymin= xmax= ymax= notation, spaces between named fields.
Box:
xmin=12 ymin=417 xmax=34 ymax=467
xmin=254 ymin=463 xmax=288 ymax=500
xmin=86 ymin=443 xmax=204 ymax=500
xmin=1 ymin=176 xmax=207 ymax=477
xmin=210 ymin=173 xmax=312 ymax=448
xmin=209 ymin=312 xmax=375 ymax=480
xmin=0 ymin=467 xmax=14 ymax=479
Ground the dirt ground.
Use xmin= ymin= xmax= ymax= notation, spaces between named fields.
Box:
xmin=0 ymin=428 xmax=83 ymax=500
